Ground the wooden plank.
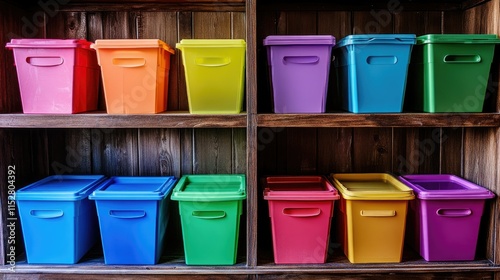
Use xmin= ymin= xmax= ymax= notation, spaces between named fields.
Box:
xmin=443 ymin=10 xmax=464 ymax=33
xmin=284 ymin=128 xmax=318 ymax=174
xmin=464 ymin=127 xmax=499 ymax=264
xmin=257 ymin=272 xmax=494 ymax=280
xmin=285 ymin=11 xmax=317 ymax=34
xmin=101 ymin=12 xmax=137 ymax=39
xmin=180 ymin=129 xmax=194 ymax=175
xmin=232 ymin=128 xmax=247 ymax=174
xmin=177 ymin=12 xmax=192 ymax=111
xmin=46 ymin=129 xmax=93 ymax=176
xmin=91 ymin=128 xmax=139 ymax=176
xmin=138 ymin=12 xmax=179 ymax=111
xmin=440 ymin=128 xmax=463 ymax=175
xmin=2 ymin=274 xmax=250 ymax=280
xmin=353 ymin=10 xmax=394 ymax=34
xmin=138 ymin=128 xmax=181 ymax=177
xmin=317 ymin=128 xmax=353 ymax=174
xmin=256 ymin=113 xmax=500 ymax=127
xmin=193 ymin=12 xmax=231 ymax=38
xmin=352 ymin=128 xmax=392 ymax=172
xmin=394 ymin=11 xmax=442 ymax=35
xmin=193 ymin=129 xmax=233 ymax=174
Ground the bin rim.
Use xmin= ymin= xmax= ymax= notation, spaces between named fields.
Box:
xmin=329 ymin=173 xmax=415 ymax=200
xmin=91 ymin=39 xmax=175 ymax=54
xmin=334 ymin=34 xmax=416 ymax=49
xmin=263 ymin=35 xmax=335 ymax=46
xmin=89 ymin=176 xmax=177 ymax=201
xmin=263 ymin=175 xmax=340 ymax=201
xmin=171 ymin=174 xmax=246 ymax=201
xmin=15 ymin=175 xmax=106 ymax=201
xmin=416 ymin=34 xmax=500 ymax=45
xmin=176 ymin=39 xmax=246 ymax=49
xmin=6 ymin=38 xmax=93 ymax=49
xmin=398 ymin=174 xmax=495 ymax=200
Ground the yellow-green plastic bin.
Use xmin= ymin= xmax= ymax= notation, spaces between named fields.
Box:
xmin=176 ymin=39 xmax=246 ymax=114
xmin=171 ymin=174 xmax=246 ymax=265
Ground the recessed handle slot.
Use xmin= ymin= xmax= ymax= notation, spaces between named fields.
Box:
xmin=195 ymin=57 xmax=231 ymax=67
xmin=360 ymin=210 xmax=396 ymax=217
xmin=436 ymin=208 xmax=472 ymax=217
xmin=444 ymin=55 xmax=481 ymax=63
xmin=283 ymin=56 xmax=320 ymax=65
xmin=30 ymin=210 xmax=64 ymax=219
xmin=26 ymin=57 xmax=64 ymax=67
xmin=109 ymin=210 xmax=146 ymax=219
xmin=283 ymin=208 xmax=321 ymax=217
xmin=192 ymin=210 xmax=226 ymax=219
xmin=112 ymin=58 xmax=146 ymax=68
xmin=366 ymin=56 xmax=398 ymax=65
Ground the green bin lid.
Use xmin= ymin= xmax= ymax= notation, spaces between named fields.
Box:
xmin=171 ymin=174 xmax=246 ymax=201
xmin=330 ymin=173 xmax=414 ymax=201
xmin=417 ymin=34 xmax=500 ymax=45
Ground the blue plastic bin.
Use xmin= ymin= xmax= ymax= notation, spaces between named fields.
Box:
xmin=333 ymin=34 xmax=416 ymax=113
xmin=89 ymin=176 xmax=177 ymax=265
xmin=16 ymin=175 xmax=106 ymax=264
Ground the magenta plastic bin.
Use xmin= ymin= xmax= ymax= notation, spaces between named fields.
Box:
xmin=398 ymin=174 xmax=495 ymax=261
xmin=263 ymin=176 xmax=340 ymax=264
xmin=5 ymin=39 xmax=100 ymax=114
xmin=263 ymin=35 xmax=335 ymax=113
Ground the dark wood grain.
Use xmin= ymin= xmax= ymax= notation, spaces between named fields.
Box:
xmin=353 ymin=128 xmax=392 ymax=172
xmin=317 ymin=128 xmax=353 ymax=174
xmin=257 ymin=113 xmax=500 ymax=127
xmin=193 ymin=129 xmax=233 ymax=174
xmin=138 ymin=128 xmax=181 ymax=177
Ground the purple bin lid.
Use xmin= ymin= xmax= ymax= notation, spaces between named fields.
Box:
xmin=398 ymin=174 xmax=495 ymax=200
xmin=263 ymin=35 xmax=335 ymax=46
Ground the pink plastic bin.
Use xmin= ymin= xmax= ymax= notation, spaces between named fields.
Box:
xmin=263 ymin=176 xmax=340 ymax=264
xmin=6 ymin=39 xmax=100 ymax=114
xmin=399 ymin=174 xmax=495 ymax=261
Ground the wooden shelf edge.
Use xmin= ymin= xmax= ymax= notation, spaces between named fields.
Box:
xmin=0 ymin=113 xmax=247 ymax=128
xmin=1 ymin=261 xmax=497 ymax=275
xmin=257 ymin=113 xmax=500 ymax=127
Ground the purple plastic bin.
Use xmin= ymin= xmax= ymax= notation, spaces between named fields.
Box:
xmin=399 ymin=174 xmax=494 ymax=261
xmin=263 ymin=35 xmax=335 ymax=113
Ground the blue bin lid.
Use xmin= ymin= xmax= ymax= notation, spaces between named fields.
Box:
xmin=399 ymin=174 xmax=495 ymax=200
xmin=334 ymin=34 xmax=416 ymax=48
xmin=89 ymin=176 xmax=177 ymax=201
xmin=416 ymin=34 xmax=500 ymax=45
xmin=15 ymin=175 xmax=106 ymax=201
xmin=171 ymin=174 xmax=246 ymax=202
xmin=263 ymin=35 xmax=335 ymax=46
xmin=6 ymin=39 xmax=93 ymax=49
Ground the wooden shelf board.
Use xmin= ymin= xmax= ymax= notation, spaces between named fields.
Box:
xmin=257 ymin=113 xmax=500 ymax=127
xmin=0 ymin=112 xmax=247 ymax=128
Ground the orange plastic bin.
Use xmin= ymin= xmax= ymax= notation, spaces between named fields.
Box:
xmin=263 ymin=176 xmax=339 ymax=264
xmin=91 ymin=39 xmax=174 ymax=114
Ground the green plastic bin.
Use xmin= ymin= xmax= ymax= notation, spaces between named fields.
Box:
xmin=406 ymin=34 xmax=500 ymax=112
xmin=171 ymin=174 xmax=246 ymax=265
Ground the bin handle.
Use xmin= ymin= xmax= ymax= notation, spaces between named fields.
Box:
xmin=112 ymin=58 xmax=146 ymax=68
xmin=26 ymin=56 xmax=64 ymax=67
xmin=360 ymin=210 xmax=396 ymax=217
xmin=195 ymin=57 xmax=231 ymax=67
xmin=192 ymin=210 xmax=226 ymax=219
xmin=283 ymin=208 xmax=321 ymax=217
xmin=443 ymin=54 xmax=481 ymax=63
xmin=109 ymin=210 xmax=146 ymax=219
xmin=283 ymin=56 xmax=320 ymax=65
xmin=30 ymin=210 xmax=64 ymax=219
xmin=436 ymin=208 xmax=472 ymax=217
xmin=366 ymin=56 xmax=398 ymax=65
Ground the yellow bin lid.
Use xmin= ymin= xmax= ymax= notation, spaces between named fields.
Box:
xmin=176 ymin=39 xmax=246 ymax=49
xmin=330 ymin=173 xmax=414 ymax=200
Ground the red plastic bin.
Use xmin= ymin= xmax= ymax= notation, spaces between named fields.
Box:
xmin=6 ymin=39 xmax=100 ymax=114
xmin=263 ymin=176 xmax=340 ymax=264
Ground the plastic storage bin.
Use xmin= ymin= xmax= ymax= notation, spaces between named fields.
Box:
xmin=398 ymin=174 xmax=495 ymax=261
xmin=330 ymin=173 xmax=415 ymax=263
xmin=89 ymin=176 xmax=176 ymax=265
xmin=263 ymin=176 xmax=340 ymax=264
xmin=263 ymin=35 xmax=335 ymax=113
xmin=176 ymin=39 xmax=246 ymax=114
xmin=406 ymin=34 xmax=500 ymax=112
xmin=91 ymin=39 xmax=175 ymax=114
xmin=5 ymin=39 xmax=100 ymax=114
xmin=171 ymin=174 xmax=246 ymax=265
xmin=333 ymin=34 xmax=416 ymax=113
xmin=15 ymin=175 xmax=105 ymax=264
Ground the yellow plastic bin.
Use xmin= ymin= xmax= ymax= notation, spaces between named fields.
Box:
xmin=176 ymin=39 xmax=246 ymax=114
xmin=91 ymin=39 xmax=174 ymax=114
xmin=330 ymin=173 xmax=415 ymax=263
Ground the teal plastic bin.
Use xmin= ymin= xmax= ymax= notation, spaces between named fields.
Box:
xmin=171 ymin=174 xmax=246 ymax=265
xmin=333 ymin=34 xmax=416 ymax=113
xmin=406 ymin=34 xmax=500 ymax=112
xmin=89 ymin=176 xmax=177 ymax=265
xmin=16 ymin=175 xmax=105 ymax=264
